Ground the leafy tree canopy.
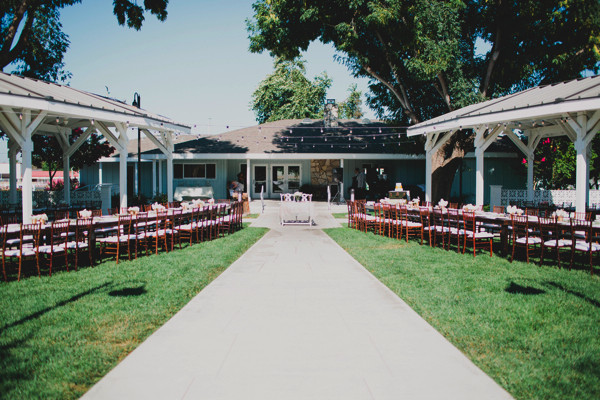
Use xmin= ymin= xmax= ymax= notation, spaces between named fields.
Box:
xmin=251 ymin=57 xmax=332 ymax=124
xmin=1 ymin=0 xmax=169 ymax=81
xmin=247 ymin=0 xmax=600 ymax=124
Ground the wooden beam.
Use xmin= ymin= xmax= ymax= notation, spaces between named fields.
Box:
xmin=65 ymin=127 xmax=93 ymax=158
xmin=141 ymin=129 xmax=168 ymax=155
xmin=505 ymin=129 xmax=531 ymax=156
xmin=96 ymin=121 xmax=122 ymax=151
xmin=0 ymin=112 xmax=24 ymax=148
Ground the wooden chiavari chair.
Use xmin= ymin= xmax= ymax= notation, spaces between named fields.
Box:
xmin=462 ymin=211 xmax=494 ymax=257
xmin=398 ymin=205 xmax=423 ymax=244
xmin=38 ymin=220 xmax=70 ymax=276
xmin=98 ymin=214 xmax=134 ymax=264
xmin=4 ymin=223 xmax=41 ymax=280
xmin=510 ymin=215 xmax=541 ymax=263
xmin=570 ymin=219 xmax=600 ymax=274
xmin=538 ymin=216 xmax=571 ymax=269
xmin=67 ymin=218 xmax=93 ymax=269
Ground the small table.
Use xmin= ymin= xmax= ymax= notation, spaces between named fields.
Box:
xmin=279 ymin=201 xmax=314 ymax=226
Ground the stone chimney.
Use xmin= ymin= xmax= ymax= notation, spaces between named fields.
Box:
xmin=324 ymin=99 xmax=338 ymax=127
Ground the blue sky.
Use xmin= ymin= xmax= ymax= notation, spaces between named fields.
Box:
xmin=60 ymin=1 xmax=376 ymax=134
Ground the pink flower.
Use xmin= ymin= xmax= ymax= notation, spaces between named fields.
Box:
xmin=522 ymin=158 xmax=527 ymax=164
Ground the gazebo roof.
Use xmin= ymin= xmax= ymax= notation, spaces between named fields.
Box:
xmin=0 ymin=72 xmax=191 ymax=133
xmin=407 ymin=75 xmax=600 ymax=136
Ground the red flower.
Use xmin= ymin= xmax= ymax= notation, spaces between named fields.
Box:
xmin=541 ymin=157 xmax=546 ymax=162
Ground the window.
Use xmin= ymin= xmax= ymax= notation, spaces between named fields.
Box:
xmin=174 ymin=163 xmax=216 ymax=179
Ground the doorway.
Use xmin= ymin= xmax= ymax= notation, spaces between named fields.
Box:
xmin=252 ymin=164 xmax=302 ymax=198
xmin=272 ymin=165 xmax=300 ymax=195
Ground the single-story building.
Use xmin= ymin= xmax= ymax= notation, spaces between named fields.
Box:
xmin=81 ymin=115 xmax=525 ymax=204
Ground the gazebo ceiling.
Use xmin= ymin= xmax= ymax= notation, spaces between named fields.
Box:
xmin=407 ymin=75 xmax=600 ymax=137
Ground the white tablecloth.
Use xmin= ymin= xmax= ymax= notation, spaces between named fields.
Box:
xmin=279 ymin=201 xmax=314 ymax=225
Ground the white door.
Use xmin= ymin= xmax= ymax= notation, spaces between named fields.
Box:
xmin=271 ymin=165 xmax=301 ymax=197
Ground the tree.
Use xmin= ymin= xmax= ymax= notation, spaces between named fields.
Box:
xmin=247 ymin=0 xmax=600 ymax=201
xmin=1 ymin=0 xmax=169 ymax=81
xmin=338 ymin=84 xmax=364 ymax=120
xmin=31 ymin=128 xmax=114 ymax=190
xmin=532 ymin=135 xmax=600 ymax=190
xmin=251 ymin=57 xmax=332 ymax=124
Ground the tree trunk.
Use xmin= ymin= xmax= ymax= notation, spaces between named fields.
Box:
xmin=430 ymin=138 xmax=466 ymax=204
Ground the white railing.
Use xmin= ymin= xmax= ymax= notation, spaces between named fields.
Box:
xmin=0 ymin=189 xmax=101 ymax=208
xmin=490 ymin=185 xmax=600 ymax=208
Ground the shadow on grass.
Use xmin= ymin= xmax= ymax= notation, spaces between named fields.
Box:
xmin=0 ymin=335 xmax=34 ymax=390
xmin=544 ymin=281 xmax=600 ymax=308
xmin=108 ymin=284 xmax=147 ymax=297
xmin=0 ymin=282 xmax=112 ymax=333
xmin=505 ymin=281 xmax=546 ymax=295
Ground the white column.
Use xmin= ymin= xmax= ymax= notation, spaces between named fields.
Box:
xmin=152 ymin=160 xmax=157 ymax=196
xmin=134 ymin=162 xmax=139 ymax=196
xmin=527 ymin=151 xmax=534 ymax=202
xmin=98 ymin=162 xmax=103 ymax=184
xmin=475 ymin=147 xmax=485 ymax=206
xmin=21 ymin=133 xmax=33 ymax=224
xmin=8 ymin=140 xmax=18 ymax=205
xmin=166 ymin=155 xmax=174 ymax=202
xmin=425 ymin=149 xmax=433 ymax=203
xmin=158 ymin=160 xmax=163 ymax=194
xmin=119 ymin=149 xmax=127 ymax=210
xmin=165 ymin=132 xmax=174 ymax=202
xmin=63 ymin=154 xmax=70 ymax=205
xmin=574 ymin=138 xmax=588 ymax=214
xmin=246 ymin=160 xmax=251 ymax=199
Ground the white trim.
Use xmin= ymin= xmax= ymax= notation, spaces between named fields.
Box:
xmin=407 ymin=98 xmax=600 ymax=136
xmin=0 ymin=93 xmax=190 ymax=133
xmin=103 ymin=152 xmax=427 ymax=161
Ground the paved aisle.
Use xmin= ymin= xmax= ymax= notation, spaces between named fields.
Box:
xmin=82 ymin=202 xmax=512 ymax=400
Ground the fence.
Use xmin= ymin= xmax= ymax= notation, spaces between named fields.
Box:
xmin=490 ymin=185 xmax=600 ymax=208
xmin=0 ymin=189 xmax=101 ymax=209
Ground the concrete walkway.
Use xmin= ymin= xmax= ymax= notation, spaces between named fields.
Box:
xmin=82 ymin=201 xmax=513 ymax=400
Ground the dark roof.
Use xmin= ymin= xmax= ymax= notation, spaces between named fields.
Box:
xmin=142 ymin=119 xmax=414 ymax=155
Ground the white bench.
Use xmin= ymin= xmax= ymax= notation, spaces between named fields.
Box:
xmin=174 ymin=186 xmax=214 ymax=201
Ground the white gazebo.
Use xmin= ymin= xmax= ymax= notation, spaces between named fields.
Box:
xmin=0 ymin=72 xmax=190 ymax=223
xmin=407 ymin=75 xmax=600 ymax=213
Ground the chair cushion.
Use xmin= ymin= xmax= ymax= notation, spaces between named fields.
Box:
xmin=574 ymin=241 xmax=600 ymax=252
xmin=465 ymin=231 xmax=494 ymax=239
xmin=67 ymin=241 xmax=88 ymax=249
xmin=543 ymin=239 xmax=572 ymax=248
xmin=5 ymin=248 xmax=36 ymax=257
xmin=38 ymin=244 xmax=67 ymax=253
xmin=516 ymin=236 xmax=542 ymax=244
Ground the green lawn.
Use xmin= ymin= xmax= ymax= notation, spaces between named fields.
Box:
xmin=0 ymin=226 xmax=268 ymax=400
xmin=325 ymin=227 xmax=600 ymax=400
xmin=331 ymin=212 xmax=348 ymax=219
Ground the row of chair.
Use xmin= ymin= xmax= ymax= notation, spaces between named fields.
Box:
xmin=509 ymin=215 xmax=599 ymax=274
xmin=1 ymin=201 xmax=245 ymax=281
xmin=346 ymin=201 xmax=599 ymax=273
